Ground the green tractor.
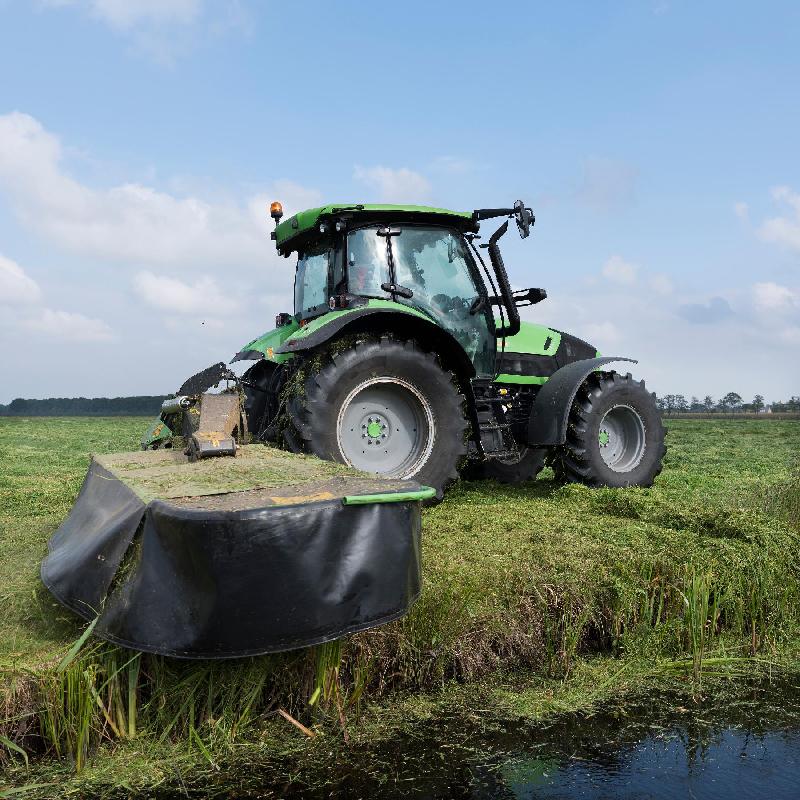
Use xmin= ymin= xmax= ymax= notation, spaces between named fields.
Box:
xmin=143 ymin=200 xmax=666 ymax=499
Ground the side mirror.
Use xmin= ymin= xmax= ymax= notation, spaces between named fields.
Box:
xmin=513 ymin=200 xmax=535 ymax=239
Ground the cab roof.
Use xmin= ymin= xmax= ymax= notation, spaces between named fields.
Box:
xmin=273 ymin=203 xmax=478 ymax=254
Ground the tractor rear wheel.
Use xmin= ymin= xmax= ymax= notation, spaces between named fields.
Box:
xmin=552 ymin=371 xmax=665 ymax=488
xmin=283 ymin=337 xmax=467 ymax=499
xmin=478 ymin=447 xmax=547 ymax=484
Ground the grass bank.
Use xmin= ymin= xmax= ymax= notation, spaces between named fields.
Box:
xmin=1 ymin=417 xmax=799 ymax=795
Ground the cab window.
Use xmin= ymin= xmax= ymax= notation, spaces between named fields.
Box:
xmin=294 ymin=244 xmax=330 ymax=316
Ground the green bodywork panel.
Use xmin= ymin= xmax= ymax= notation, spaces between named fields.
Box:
xmin=493 ymin=321 xmax=562 ymax=386
xmin=501 ymin=322 xmax=562 ymax=356
xmin=274 ymin=204 xmax=474 ymax=251
xmin=238 ymin=318 xmax=301 ymax=363
xmin=141 ymin=417 xmax=173 ymax=448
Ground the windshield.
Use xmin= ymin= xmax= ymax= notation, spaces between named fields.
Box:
xmin=346 ymin=226 xmax=494 ymax=375
xmin=294 ymin=243 xmax=330 ymax=316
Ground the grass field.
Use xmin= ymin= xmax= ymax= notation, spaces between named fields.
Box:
xmin=1 ymin=417 xmax=799 ymax=795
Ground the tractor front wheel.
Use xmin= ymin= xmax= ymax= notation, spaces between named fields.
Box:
xmin=553 ymin=371 xmax=665 ymax=488
xmin=283 ymin=338 xmax=467 ymax=499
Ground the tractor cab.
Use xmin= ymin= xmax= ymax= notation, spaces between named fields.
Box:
xmin=294 ymin=222 xmax=495 ymax=375
xmin=275 ymin=202 xmax=541 ymax=379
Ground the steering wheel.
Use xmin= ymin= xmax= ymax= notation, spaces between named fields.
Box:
xmin=514 ymin=199 xmax=534 ymax=239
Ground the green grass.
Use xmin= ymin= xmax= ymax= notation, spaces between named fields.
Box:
xmin=1 ymin=417 xmax=799 ymax=795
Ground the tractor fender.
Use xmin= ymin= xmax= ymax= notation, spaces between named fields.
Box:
xmin=526 ymin=356 xmax=637 ymax=447
xmin=275 ymin=307 xmax=476 ymax=380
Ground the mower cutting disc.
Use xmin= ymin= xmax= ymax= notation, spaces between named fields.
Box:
xmin=41 ymin=446 xmax=430 ymax=659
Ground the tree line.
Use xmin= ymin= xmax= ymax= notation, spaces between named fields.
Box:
xmin=656 ymin=393 xmax=800 ymax=415
xmin=0 ymin=396 xmax=168 ymax=417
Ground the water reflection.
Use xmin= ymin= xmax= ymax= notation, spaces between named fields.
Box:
xmin=461 ymin=683 xmax=800 ymax=800
xmin=168 ymin=681 xmax=800 ymax=798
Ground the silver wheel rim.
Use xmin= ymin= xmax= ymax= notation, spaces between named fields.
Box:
xmin=598 ymin=404 xmax=646 ymax=472
xmin=336 ymin=377 xmax=435 ymax=478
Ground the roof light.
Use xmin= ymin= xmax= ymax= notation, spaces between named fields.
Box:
xmin=269 ymin=201 xmax=284 ymax=223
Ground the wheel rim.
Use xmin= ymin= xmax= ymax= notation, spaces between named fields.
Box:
xmin=336 ymin=377 xmax=435 ymax=478
xmin=597 ymin=404 xmax=646 ymax=472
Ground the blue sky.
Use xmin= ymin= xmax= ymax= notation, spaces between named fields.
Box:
xmin=0 ymin=0 xmax=798 ymax=403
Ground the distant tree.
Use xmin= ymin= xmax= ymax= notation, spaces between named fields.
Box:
xmin=774 ymin=396 xmax=800 ymax=412
xmin=751 ymin=394 xmax=765 ymax=414
xmin=674 ymin=394 xmax=689 ymax=413
xmin=655 ymin=396 xmax=667 ymax=413
xmin=703 ymin=395 xmax=715 ymax=412
xmin=0 ymin=396 xmax=167 ymax=416
xmin=689 ymin=395 xmax=703 ymax=413
xmin=719 ymin=392 xmax=743 ymax=413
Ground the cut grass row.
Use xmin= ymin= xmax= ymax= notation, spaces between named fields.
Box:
xmin=1 ymin=417 xmax=799 ymax=792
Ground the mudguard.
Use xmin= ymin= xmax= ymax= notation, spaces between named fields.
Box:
xmin=275 ymin=302 xmax=477 ymax=378
xmin=275 ymin=302 xmax=429 ymax=354
xmin=526 ymin=357 xmax=637 ymax=447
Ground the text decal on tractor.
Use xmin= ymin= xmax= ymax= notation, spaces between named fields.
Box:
xmin=142 ymin=200 xmax=665 ymax=499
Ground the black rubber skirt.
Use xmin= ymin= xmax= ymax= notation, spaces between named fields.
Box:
xmin=41 ymin=459 xmax=426 ymax=659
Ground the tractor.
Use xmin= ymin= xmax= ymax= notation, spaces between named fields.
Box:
xmin=142 ymin=201 xmax=666 ymax=499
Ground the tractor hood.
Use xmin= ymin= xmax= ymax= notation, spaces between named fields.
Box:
xmin=495 ymin=321 xmax=599 ymax=385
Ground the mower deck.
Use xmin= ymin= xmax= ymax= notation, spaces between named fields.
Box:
xmin=41 ymin=446 xmax=429 ymax=659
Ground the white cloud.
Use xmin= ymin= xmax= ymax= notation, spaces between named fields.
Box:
xmin=0 ymin=251 xmax=115 ymax=342
xmin=649 ymin=273 xmax=673 ymax=295
xmin=133 ymin=271 xmax=237 ymax=315
xmin=0 ymin=254 xmax=42 ymax=305
xmin=23 ymin=308 xmax=114 ymax=341
xmin=353 ymin=165 xmax=431 ymax=203
xmin=753 ymin=281 xmax=798 ymax=313
xmin=46 ymin=0 xmax=201 ymax=30
xmin=780 ymin=326 xmax=800 ymax=346
xmin=734 ymin=201 xmax=749 ymax=222
xmin=758 ymin=186 xmax=800 ymax=252
xmin=583 ymin=321 xmax=622 ymax=346
xmin=0 ymin=112 xmax=316 ymax=270
xmin=601 ymin=255 xmax=638 ymax=285
xmin=41 ymin=0 xmax=213 ymax=63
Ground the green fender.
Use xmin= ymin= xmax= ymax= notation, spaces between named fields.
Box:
xmin=232 ymin=317 xmax=301 ymax=364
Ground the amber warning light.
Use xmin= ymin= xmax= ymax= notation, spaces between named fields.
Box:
xmin=269 ymin=201 xmax=283 ymax=223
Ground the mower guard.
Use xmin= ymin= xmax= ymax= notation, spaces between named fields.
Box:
xmin=526 ymin=356 xmax=637 ymax=447
xmin=41 ymin=447 xmax=428 ymax=659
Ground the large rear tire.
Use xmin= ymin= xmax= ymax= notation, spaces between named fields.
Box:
xmin=283 ymin=337 xmax=467 ymax=499
xmin=552 ymin=371 xmax=665 ymax=488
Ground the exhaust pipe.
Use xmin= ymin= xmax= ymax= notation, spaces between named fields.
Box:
xmin=160 ymin=396 xmax=192 ymax=415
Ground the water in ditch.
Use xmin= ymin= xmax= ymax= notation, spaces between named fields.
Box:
xmin=293 ymin=679 xmax=800 ymax=799
xmin=158 ymin=678 xmax=800 ymax=798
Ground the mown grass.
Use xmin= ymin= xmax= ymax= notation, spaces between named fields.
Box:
xmin=1 ymin=417 xmax=799 ymax=796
